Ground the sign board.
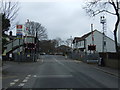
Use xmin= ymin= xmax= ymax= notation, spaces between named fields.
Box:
xmin=88 ymin=45 xmax=96 ymax=51
xmin=16 ymin=25 xmax=23 ymax=36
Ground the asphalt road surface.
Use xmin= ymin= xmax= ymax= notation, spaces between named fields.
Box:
xmin=2 ymin=55 xmax=119 ymax=89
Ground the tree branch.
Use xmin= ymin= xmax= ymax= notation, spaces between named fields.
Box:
xmin=93 ymin=9 xmax=116 ymax=16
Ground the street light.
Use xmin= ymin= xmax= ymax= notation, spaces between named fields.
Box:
xmin=100 ymin=16 xmax=107 ymax=52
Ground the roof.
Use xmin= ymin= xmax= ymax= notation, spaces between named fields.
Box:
xmin=73 ymin=30 xmax=115 ymax=44
xmin=73 ymin=30 xmax=94 ymax=43
xmin=57 ymin=45 xmax=71 ymax=48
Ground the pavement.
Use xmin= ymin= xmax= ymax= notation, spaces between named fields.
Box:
xmin=93 ymin=64 xmax=119 ymax=77
xmin=74 ymin=60 xmax=119 ymax=78
xmin=2 ymin=59 xmax=42 ymax=70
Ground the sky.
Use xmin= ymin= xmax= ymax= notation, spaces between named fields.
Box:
xmin=13 ymin=0 xmax=117 ymax=40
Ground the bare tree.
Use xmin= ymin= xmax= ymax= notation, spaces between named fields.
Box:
xmin=83 ymin=0 xmax=120 ymax=52
xmin=37 ymin=26 xmax=48 ymax=40
xmin=55 ymin=37 xmax=63 ymax=46
xmin=65 ymin=37 xmax=73 ymax=47
xmin=0 ymin=0 xmax=19 ymax=21
xmin=25 ymin=21 xmax=48 ymax=40
xmin=65 ymin=39 xmax=71 ymax=47
xmin=0 ymin=0 xmax=19 ymax=33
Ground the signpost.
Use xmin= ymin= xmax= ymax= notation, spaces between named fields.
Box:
xmin=16 ymin=25 xmax=23 ymax=62
xmin=16 ymin=25 xmax=23 ymax=36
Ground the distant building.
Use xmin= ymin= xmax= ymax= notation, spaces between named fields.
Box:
xmin=73 ymin=30 xmax=116 ymax=53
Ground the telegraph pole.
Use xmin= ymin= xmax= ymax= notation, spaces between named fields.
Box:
xmin=70 ymin=36 xmax=73 ymax=48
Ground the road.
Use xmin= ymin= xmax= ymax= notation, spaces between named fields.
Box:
xmin=2 ymin=55 xmax=119 ymax=89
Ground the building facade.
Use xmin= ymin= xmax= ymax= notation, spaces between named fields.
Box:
xmin=73 ymin=30 xmax=116 ymax=53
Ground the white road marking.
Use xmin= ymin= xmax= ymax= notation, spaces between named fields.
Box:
xmin=75 ymin=60 xmax=82 ymax=63
xmin=25 ymin=77 xmax=29 ymax=79
xmin=9 ymin=76 xmax=30 ymax=87
xmin=54 ymin=58 xmax=73 ymax=72
xmin=18 ymin=83 xmax=25 ymax=87
xmin=27 ymin=75 xmax=31 ymax=77
xmin=10 ymin=82 xmax=15 ymax=86
xmin=22 ymin=79 xmax=28 ymax=83
xmin=36 ymin=75 xmax=73 ymax=78
xmin=13 ymin=79 xmax=19 ymax=82
xmin=54 ymin=58 xmax=65 ymax=66
xmin=33 ymin=75 xmax=37 ymax=77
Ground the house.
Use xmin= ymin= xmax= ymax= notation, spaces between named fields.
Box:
xmin=73 ymin=30 xmax=116 ymax=53
xmin=56 ymin=45 xmax=71 ymax=54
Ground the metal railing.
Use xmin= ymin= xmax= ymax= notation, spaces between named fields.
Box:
xmin=6 ymin=39 xmax=24 ymax=53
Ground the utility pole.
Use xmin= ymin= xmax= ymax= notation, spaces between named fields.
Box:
xmin=70 ymin=36 xmax=72 ymax=48
xmin=100 ymin=16 xmax=107 ymax=52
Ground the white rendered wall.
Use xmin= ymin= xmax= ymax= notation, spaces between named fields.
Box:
xmin=86 ymin=31 xmax=116 ymax=52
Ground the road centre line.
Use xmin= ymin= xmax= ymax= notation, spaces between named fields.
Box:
xmin=33 ymin=75 xmax=73 ymax=78
xmin=54 ymin=58 xmax=73 ymax=72
xmin=54 ymin=58 xmax=65 ymax=66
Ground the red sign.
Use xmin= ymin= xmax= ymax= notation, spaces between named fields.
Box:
xmin=88 ymin=45 xmax=96 ymax=51
xmin=16 ymin=25 xmax=23 ymax=36
xmin=16 ymin=25 xmax=23 ymax=29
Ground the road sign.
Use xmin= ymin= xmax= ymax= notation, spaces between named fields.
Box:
xmin=16 ymin=25 xmax=23 ymax=36
xmin=88 ymin=45 xmax=96 ymax=51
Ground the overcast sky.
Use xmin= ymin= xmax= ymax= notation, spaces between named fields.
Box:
xmin=14 ymin=0 xmax=117 ymax=40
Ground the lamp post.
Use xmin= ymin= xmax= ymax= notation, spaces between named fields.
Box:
xmin=100 ymin=16 xmax=106 ymax=52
